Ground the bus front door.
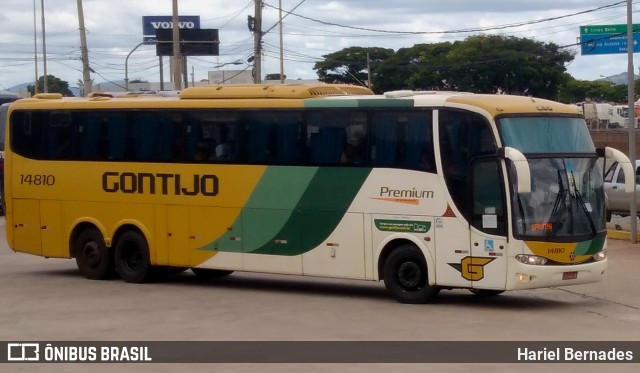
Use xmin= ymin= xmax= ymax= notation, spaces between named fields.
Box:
xmin=469 ymin=230 xmax=507 ymax=290
xmin=468 ymin=158 xmax=508 ymax=290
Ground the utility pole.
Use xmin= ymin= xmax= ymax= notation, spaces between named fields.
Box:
xmin=278 ymin=0 xmax=284 ymax=84
xmin=253 ymin=0 xmax=262 ymax=84
xmin=366 ymin=53 xmax=372 ymax=90
xmin=626 ymin=0 xmax=637 ymax=243
xmin=33 ymin=0 xmax=39 ymax=94
xmin=40 ymin=0 xmax=48 ymax=92
xmin=77 ymin=0 xmax=92 ymax=96
xmin=171 ymin=0 xmax=182 ymax=90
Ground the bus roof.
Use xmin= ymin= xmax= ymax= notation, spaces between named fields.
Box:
xmin=8 ymin=84 xmax=582 ymax=116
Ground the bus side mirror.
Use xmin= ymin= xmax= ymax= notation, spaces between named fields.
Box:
xmin=498 ymin=147 xmax=531 ymax=194
xmin=603 ymin=147 xmax=634 ymax=193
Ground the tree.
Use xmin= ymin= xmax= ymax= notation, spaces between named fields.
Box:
xmin=317 ymin=36 xmax=575 ymax=99
xmin=444 ymin=35 xmax=574 ymax=98
xmin=313 ymin=46 xmax=395 ymax=90
xmin=558 ymin=77 xmax=630 ymax=103
xmin=28 ymin=75 xmax=74 ymax=97
xmin=397 ymin=43 xmax=455 ymax=91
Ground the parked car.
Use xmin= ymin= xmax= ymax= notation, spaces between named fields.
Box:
xmin=603 ymin=159 xmax=640 ymax=221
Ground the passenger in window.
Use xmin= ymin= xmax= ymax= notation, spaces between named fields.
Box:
xmin=194 ymin=142 xmax=212 ymax=161
xmin=57 ymin=137 xmax=74 ymax=159
xmin=418 ymin=150 xmax=433 ymax=171
xmin=341 ymin=143 xmax=362 ymax=164
xmin=216 ymin=141 xmax=231 ymax=160
xmin=172 ymin=136 xmax=185 ymax=161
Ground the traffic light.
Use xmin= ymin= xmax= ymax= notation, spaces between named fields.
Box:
xmin=247 ymin=15 xmax=255 ymax=32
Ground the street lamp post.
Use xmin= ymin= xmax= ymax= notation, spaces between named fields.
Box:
xmin=125 ymin=41 xmax=146 ymax=92
xmin=214 ymin=61 xmax=243 ymax=69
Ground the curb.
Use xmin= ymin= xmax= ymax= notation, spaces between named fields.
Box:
xmin=607 ymin=229 xmax=640 ymax=241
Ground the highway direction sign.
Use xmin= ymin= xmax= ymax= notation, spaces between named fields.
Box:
xmin=580 ymin=24 xmax=640 ymax=55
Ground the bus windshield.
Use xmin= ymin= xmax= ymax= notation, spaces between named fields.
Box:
xmin=499 ymin=116 xmax=604 ymax=240
xmin=509 ymin=157 xmax=605 ymax=240
xmin=499 ymin=116 xmax=594 ymax=153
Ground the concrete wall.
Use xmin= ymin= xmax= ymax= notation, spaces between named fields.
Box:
xmin=590 ymin=130 xmax=640 ymax=157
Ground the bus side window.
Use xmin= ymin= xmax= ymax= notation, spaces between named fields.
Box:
xmin=184 ymin=116 xmax=202 ymax=161
xmin=371 ymin=112 xmax=397 ymax=167
xmin=307 ymin=111 xmax=347 ymax=164
xmin=371 ymin=110 xmax=434 ymax=172
xmin=273 ymin=114 xmax=302 ymax=164
xmin=402 ymin=112 xmax=434 ymax=172
xmin=132 ymin=112 xmax=158 ymax=161
xmin=78 ymin=112 xmax=103 ymax=160
xmin=439 ymin=110 xmax=496 ymax=218
xmin=10 ymin=111 xmax=47 ymax=159
xmin=106 ymin=112 xmax=128 ymax=160
xmin=48 ymin=113 xmax=75 ymax=159
xmin=245 ymin=112 xmax=272 ymax=163
xmin=342 ymin=112 xmax=367 ymax=165
xmin=157 ymin=113 xmax=177 ymax=162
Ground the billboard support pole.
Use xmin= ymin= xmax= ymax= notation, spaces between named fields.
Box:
xmin=171 ymin=0 xmax=182 ymax=90
xmin=627 ymin=0 xmax=637 ymax=243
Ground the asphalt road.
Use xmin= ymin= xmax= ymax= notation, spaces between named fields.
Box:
xmin=1 ymin=216 xmax=639 ymax=372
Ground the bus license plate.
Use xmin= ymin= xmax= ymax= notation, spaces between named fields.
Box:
xmin=562 ymin=271 xmax=578 ymax=280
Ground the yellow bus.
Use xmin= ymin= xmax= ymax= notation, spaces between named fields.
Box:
xmin=2 ymin=84 xmax=633 ymax=304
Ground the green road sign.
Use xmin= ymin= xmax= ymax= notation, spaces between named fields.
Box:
xmin=580 ymin=24 xmax=640 ymax=35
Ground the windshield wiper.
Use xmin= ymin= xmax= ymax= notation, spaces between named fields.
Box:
xmin=570 ymin=170 xmax=598 ymax=237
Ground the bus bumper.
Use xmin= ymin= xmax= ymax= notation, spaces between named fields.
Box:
xmin=505 ymin=259 xmax=607 ymax=290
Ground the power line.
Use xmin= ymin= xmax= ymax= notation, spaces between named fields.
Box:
xmin=263 ymin=1 xmax=626 ymax=36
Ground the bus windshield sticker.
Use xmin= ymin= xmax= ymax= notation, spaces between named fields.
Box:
xmin=482 ymin=214 xmax=497 ymax=229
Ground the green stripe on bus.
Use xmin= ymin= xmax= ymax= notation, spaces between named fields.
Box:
xmin=200 ymin=167 xmax=371 ymax=256
xmin=574 ymin=236 xmax=605 ymax=256
xmin=304 ymin=99 xmax=414 ymax=108
xmin=249 ymin=167 xmax=371 ymax=256
xmin=355 ymin=99 xmax=414 ymax=108
xmin=304 ymin=99 xmax=359 ymax=108
xmin=200 ymin=167 xmax=318 ymax=253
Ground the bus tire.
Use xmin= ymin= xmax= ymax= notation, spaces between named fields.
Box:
xmin=75 ymin=227 xmax=113 ymax=280
xmin=191 ymin=268 xmax=234 ymax=279
xmin=469 ymin=289 xmax=504 ymax=297
xmin=382 ymin=244 xmax=439 ymax=304
xmin=114 ymin=231 xmax=153 ymax=283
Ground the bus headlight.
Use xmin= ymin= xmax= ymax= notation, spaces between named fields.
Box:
xmin=593 ymin=249 xmax=607 ymax=262
xmin=515 ymin=254 xmax=548 ymax=266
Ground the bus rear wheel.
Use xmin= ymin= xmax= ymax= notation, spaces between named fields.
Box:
xmin=75 ymin=227 xmax=113 ymax=280
xmin=114 ymin=231 xmax=153 ymax=283
xmin=382 ymin=244 xmax=439 ymax=304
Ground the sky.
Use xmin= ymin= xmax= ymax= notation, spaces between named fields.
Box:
xmin=0 ymin=0 xmax=639 ymax=92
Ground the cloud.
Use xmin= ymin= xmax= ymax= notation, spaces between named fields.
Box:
xmin=0 ymin=0 xmax=633 ymax=91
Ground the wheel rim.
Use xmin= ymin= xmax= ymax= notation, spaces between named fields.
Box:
xmin=397 ymin=261 xmax=423 ymax=290
xmin=82 ymin=241 xmax=101 ymax=269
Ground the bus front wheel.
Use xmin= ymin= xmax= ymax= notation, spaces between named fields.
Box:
xmin=74 ymin=227 xmax=113 ymax=280
xmin=382 ymin=245 xmax=439 ymax=304
xmin=114 ymin=231 xmax=153 ymax=283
